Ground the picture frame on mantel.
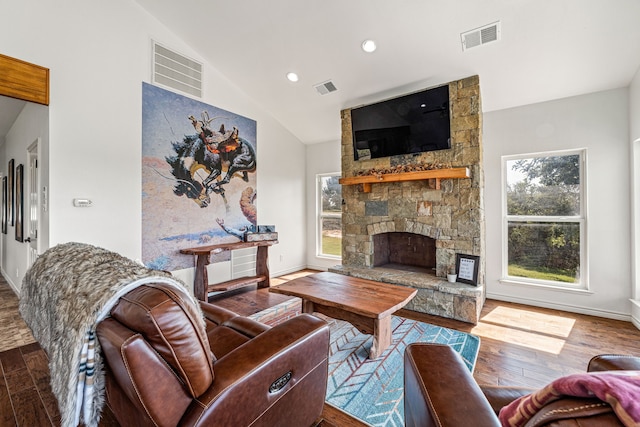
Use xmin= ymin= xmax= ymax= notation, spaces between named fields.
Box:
xmin=15 ymin=164 xmax=23 ymax=242
xmin=455 ymin=253 xmax=480 ymax=286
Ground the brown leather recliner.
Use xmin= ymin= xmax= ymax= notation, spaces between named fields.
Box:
xmin=96 ymin=283 xmax=330 ymax=427
xmin=404 ymin=343 xmax=640 ymax=427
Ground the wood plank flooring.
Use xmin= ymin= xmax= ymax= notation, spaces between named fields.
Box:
xmin=0 ymin=280 xmax=35 ymax=352
xmin=2 ymin=271 xmax=640 ymax=426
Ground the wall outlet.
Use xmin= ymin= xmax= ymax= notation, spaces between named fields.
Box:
xmin=279 ymin=254 xmax=284 ymax=262
xmin=16 ymin=268 xmax=19 ymax=277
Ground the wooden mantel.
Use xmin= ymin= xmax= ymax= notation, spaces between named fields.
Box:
xmin=339 ymin=167 xmax=470 ymax=192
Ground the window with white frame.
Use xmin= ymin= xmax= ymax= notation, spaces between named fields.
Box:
xmin=503 ymin=150 xmax=586 ymax=288
xmin=318 ymin=174 xmax=342 ymax=258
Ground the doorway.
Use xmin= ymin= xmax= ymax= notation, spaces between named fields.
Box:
xmin=26 ymin=140 xmax=39 ymax=267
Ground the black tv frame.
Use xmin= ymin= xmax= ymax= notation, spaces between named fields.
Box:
xmin=351 ymin=85 xmax=451 ymax=161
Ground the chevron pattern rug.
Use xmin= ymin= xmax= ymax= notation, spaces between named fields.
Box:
xmin=249 ymin=302 xmax=480 ymax=427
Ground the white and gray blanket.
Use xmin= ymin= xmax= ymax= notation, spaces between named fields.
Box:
xmin=19 ymin=242 xmax=196 ymax=427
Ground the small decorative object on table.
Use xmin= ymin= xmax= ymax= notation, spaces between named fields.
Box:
xmin=455 ymin=253 xmax=480 ymax=286
xmin=245 ymin=224 xmax=278 ymax=242
xmin=245 ymin=232 xmax=278 ymax=242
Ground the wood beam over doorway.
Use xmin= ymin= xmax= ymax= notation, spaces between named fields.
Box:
xmin=0 ymin=53 xmax=49 ymax=105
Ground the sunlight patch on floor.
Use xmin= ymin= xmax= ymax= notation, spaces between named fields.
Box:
xmin=471 ymin=321 xmax=567 ymax=354
xmin=480 ymin=305 xmax=576 ymax=338
xmin=470 ymin=305 xmax=577 ymax=354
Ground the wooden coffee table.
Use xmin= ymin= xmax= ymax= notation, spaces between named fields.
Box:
xmin=270 ymin=272 xmax=417 ymax=359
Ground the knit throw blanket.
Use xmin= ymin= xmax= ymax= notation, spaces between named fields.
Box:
xmin=499 ymin=371 xmax=640 ymax=427
xmin=19 ymin=242 xmax=196 ymax=427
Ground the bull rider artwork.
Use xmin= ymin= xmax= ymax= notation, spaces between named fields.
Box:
xmin=142 ymin=82 xmax=257 ymax=270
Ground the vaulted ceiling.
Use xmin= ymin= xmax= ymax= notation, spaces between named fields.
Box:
xmin=5 ymin=1 xmax=640 ymax=144
xmin=134 ymin=0 xmax=640 ymax=145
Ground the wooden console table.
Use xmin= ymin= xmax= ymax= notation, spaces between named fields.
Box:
xmin=180 ymin=240 xmax=277 ymax=301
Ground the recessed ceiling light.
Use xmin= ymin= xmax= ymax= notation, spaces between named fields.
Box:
xmin=361 ymin=40 xmax=377 ymax=53
xmin=286 ymin=72 xmax=299 ymax=82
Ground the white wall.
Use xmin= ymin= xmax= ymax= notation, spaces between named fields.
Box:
xmin=484 ymin=88 xmax=632 ymax=320
xmin=305 ymin=140 xmax=341 ymax=271
xmin=2 ymin=103 xmax=49 ymax=292
xmin=629 ymin=66 xmax=640 ymax=328
xmin=0 ymin=0 xmax=307 ymax=292
xmin=631 ymin=68 xmax=640 ymax=142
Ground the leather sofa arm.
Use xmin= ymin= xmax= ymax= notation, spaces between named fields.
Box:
xmin=520 ymin=396 xmax=619 ymax=427
xmin=588 ymin=354 xmax=640 ymax=372
xmin=480 ymin=386 xmax=536 ymax=415
xmin=179 ymin=314 xmax=330 ymax=426
xmin=404 ymin=344 xmax=501 ymax=427
xmin=97 ymin=318 xmax=193 ymax=427
xmin=200 ymin=301 xmax=240 ymax=325
xmin=200 ymin=301 xmax=270 ymax=338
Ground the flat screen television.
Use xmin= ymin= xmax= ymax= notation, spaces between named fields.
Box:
xmin=351 ymin=84 xmax=451 ymax=161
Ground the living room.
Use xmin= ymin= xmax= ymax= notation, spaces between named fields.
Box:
xmin=1 ymin=1 xmax=640 ymax=425
xmin=1 ymin=0 xmax=639 ymax=326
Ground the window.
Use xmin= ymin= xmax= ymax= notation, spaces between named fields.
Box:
xmin=503 ymin=150 xmax=586 ymax=289
xmin=318 ymin=174 xmax=342 ymax=258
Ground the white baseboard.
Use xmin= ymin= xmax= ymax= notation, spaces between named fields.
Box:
xmin=1 ymin=268 xmax=20 ymax=296
xmin=271 ymin=264 xmax=309 ymax=278
xmin=304 ymin=263 xmax=330 ymax=272
xmin=631 ymin=299 xmax=640 ymax=331
xmin=486 ymin=292 xmax=632 ymax=322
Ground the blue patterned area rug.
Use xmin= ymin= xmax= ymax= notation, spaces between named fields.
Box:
xmin=324 ymin=315 xmax=480 ymax=427
xmin=248 ymin=301 xmax=480 ymax=427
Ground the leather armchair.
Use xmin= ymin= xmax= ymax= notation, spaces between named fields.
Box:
xmin=404 ymin=343 xmax=640 ymax=427
xmin=96 ymin=283 xmax=330 ymax=427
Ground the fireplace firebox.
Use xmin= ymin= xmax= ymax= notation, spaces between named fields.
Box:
xmin=373 ymin=232 xmax=436 ymax=272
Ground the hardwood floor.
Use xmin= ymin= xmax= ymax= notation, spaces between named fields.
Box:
xmin=0 ymin=280 xmax=35 ymax=352
xmin=1 ymin=271 xmax=640 ymax=426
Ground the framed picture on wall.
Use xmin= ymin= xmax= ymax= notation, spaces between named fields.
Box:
xmin=15 ymin=164 xmax=23 ymax=242
xmin=8 ymin=159 xmax=14 ymax=226
xmin=455 ymin=253 xmax=480 ymax=286
xmin=2 ymin=176 xmax=6 ymax=234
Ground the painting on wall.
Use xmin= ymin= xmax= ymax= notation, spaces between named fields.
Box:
xmin=8 ymin=159 xmax=13 ymax=226
xmin=142 ymin=82 xmax=258 ymax=270
xmin=15 ymin=164 xmax=23 ymax=242
xmin=2 ymin=176 xmax=7 ymax=234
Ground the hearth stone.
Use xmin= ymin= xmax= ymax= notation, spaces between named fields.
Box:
xmin=329 ymin=265 xmax=483 ymax=324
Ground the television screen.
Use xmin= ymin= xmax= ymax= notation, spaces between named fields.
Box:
xmin=351 ymin=85 xmax=451 ymax=161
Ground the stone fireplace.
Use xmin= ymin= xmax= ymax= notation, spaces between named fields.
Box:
xmin=330 ymin=76 xmax=485 ymax=324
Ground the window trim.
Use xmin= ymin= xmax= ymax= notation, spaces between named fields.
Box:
xmin=501 ymin=148 xmax=588 ymax=290
xmin=317 ymin=173 xmax=342 ymax=259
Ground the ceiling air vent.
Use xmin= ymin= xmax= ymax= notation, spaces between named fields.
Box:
xmin=152 ymin=41 xmax=203 ymax=97
xmin=314 ymin=80 xmax=338 ymax=95
xmin=461 ymin=21 xmax=501 ymax=51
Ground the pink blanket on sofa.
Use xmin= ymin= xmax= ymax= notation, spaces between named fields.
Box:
xmin=499 ymin=371 xmax=640 ymax=427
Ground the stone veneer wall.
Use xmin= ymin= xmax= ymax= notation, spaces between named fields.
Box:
xmin=338 ymin=76 xmax=485 ymax=323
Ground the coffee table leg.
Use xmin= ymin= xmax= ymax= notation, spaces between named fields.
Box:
xmin=301 ymin=299 xmax=314 ymax=314
xmin=370 ymin=316 xmax=391 ymax=359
